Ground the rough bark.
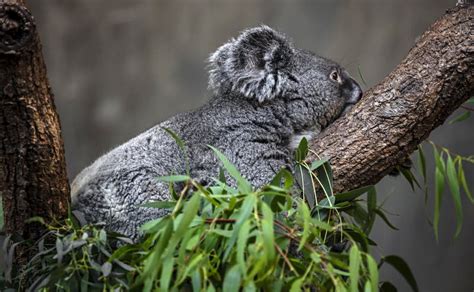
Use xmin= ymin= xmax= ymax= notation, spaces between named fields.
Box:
xmin=0 ymin=0 xmax=70 ymax=243
xmin=308 ymin=6 xmax=473 ymax=193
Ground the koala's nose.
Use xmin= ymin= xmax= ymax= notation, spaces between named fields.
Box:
xmin=346 ymin=79 xmax=363 ymax=105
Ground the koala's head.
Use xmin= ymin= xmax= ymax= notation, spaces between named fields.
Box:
xmin=208 ymin=25 xmax=362 ymax=129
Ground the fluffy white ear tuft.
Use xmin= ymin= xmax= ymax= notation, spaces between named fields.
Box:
xmin=208 ymin=25 xmax=295 ymax=102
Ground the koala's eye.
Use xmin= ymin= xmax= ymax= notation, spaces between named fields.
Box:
xmin=329 ymin=71 xmax=340 ymax=83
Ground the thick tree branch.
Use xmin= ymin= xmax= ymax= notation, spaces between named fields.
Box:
xmin=0 ymin=0 xmax=70 ymax=243
xmin=308 ymin=6 xmax=473 ymax=193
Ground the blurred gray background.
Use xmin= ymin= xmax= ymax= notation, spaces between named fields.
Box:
xmin=27 ymin=0 xmax=473 ymax=291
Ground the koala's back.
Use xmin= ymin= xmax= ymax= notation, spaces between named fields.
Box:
xmin=71 ymin=116 xmax=189 ymax=237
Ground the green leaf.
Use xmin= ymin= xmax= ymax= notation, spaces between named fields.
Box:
xmin=374 ymin=209 xmax=399 ymax=230
xmin=446 ymin=154 xmax=463 ymax=238
xmin=382 ymin=255 xmax=418 ymax=292
xmin=417 ymin=145 xmax=427 ymax=184
xmin=310 ymin=158 xmax=329 ymax=171
xmin=380 ymin=281 xmax=397 ymax=292
xmin=294 ymin=137 xmax=308 ymax=161
xmin=223 ymin=265 xmax=241 ymax=292
xmin=156 ymin=175 xmax=190 ymax=182
xmin=297 ymin=202 xmax=311 ymax=251
xmin=449 ymin=111 xmax=470 ymax=124
xmin=162 ymin=127 xmax=185 ymax=149
xmin=316 ymin=161 xmax=334 ymax=199
xmin=399 ymin=167 xmax=421 ymax=191
xmin=434 ymin=168 xmax=444 ymax=242
xmin=367 ymin=255 xmax=379 ymax=292
xmin=191 ymin=270 xmax=201 ymax=291
xmin=458 ymin=161 xmax=474 ymax=204
xmin=209 ymin=146 xmax=252 ymax=193
xmin=466 ymin=97 xmax=474 ymax=105
xmin=160 ymin=255 xmax=174 ymax=290
xmin=433 ymin=147 xmax=445 ymax=242
xmin=295 ymin=163 xmax=317 ymax=208
xmin=162 ymin=127 xmax=190 ymax=174
xmin=224 ymin=194 xmax=256 ymax=260
xmin=140 ymin=201 xmax=177 ymax=209
xmin=175 ymin=193 xmax=201 ymax=236
xmin=336 ymin=185 xmax=374 ymax=203
xmin=290 ymin=278 xmax=304 ymax=292
xmin=237 ymin=220 xmax=251 ymax=275
xmin=349 ymin=245 xmax=361 ymax=292
xmin=365 ymin=187 xmax=377 ymax=234
xmin=261 ymin=202 xmax=276 ymax=262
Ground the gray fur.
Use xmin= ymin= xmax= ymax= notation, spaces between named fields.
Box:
xmin=71 ymin=26 xmax=362 ymax=239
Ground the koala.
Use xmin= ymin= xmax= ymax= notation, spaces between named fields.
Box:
xmin=71 ymin=26 xmax=362 ymax=239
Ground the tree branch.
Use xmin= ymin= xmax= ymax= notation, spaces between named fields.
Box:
xmin=0 ymin=0 xmax=70 ymax=245
xmin=308 ymin=6 xmax=473 ymax=193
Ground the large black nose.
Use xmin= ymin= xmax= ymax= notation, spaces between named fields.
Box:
xmin=346 ymin=79 xmax=363 ymax=105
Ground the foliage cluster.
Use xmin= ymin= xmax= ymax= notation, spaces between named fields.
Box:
xmin=0 ymin=139 xmax=420 ymax=292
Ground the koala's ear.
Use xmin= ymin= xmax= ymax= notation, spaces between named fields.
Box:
xmin=208 ymin=25 xmax=296 ymax=102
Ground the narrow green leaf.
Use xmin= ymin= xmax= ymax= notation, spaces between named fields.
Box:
xmin=449 ymin=111 xmax=470 ymax=124
xmin=434 ymin=168 xmax=444 ymax=242
xmin=374 ymin=209 xmax=399 ymax=230
xmin=294 ymin=137 xmax=308 ymax=161
xmin=417 ymin=145 xmax=427 ymax=184
xmin=310 ymin=158 xmax=329 ymax=171
xmin=141 ymin=218 xmax=173 ymax=280
xmin=336 ymin=185 xmax=374 ymax=203
xmin=446 ymin=154 xmax=463 ymax=238
xmin=156 ymin=175 xmax=190 ymax=182
xmin=316 ymin=161 xmax=334 ymax=198
xmin=367 ymin=255 xmax=379 ymax=292
xmin=191 ymin=270 xmax=201 ymax=291
xmin=295 ymin=163 xmax=316 ymax=208
xmin=349 ymin=245 xmax=361 ymax=292
xmin=458 ymin=161 xmax=474 ymax=204
xmin=380 ymin=281 xmax=397 ymax=292
xmin=178 ymin=254 xmax=204 ymax=284
xmin=290 ymin=278 xmax=304 ymax=292
xmin=364 ymin=281 xmax=371 ymax=292
xmin=224 ymin=194 xmax=256 ymax=260
xmin=175 ymin=193 xmax=201 ymax=236
xmin=261 ymin=202 xmax=276 ymax=262
xmin=162 ymin=127 xmax=190 ymax=174
xmin=223 ymin=265 xmax=241 ymax=292
xmin=160 ymin=255 xmax=174 ymax=290
xmin=382 ymin=255 xmax=418 ymax=292
xmin=209 ymin=146 xmax=252 ymax=193
xmin=399 ymin=167 xmax=421 ymax=191
xmin=433 ymin=147 xmax=445 ymax=242
xmin=237 ymin=220 xmax=251 ymax=275
xmin=366 ymin=187 xmax=377 ymax=233
xmin=162 ymin=127 xmax=185 ymax=149
xmin=140 ymin=201 xmax=176 ymax=209
xmin=298 ymin=202 xmax=311 ymax=251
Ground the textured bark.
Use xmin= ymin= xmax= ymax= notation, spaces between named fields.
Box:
xmin=0 ymin=0 xmax=70 ymax=243
xmin=308 ymin=6 xmax=473 ymax=193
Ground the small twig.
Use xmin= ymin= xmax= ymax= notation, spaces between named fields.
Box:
xmin=274 ymin=243 xmax=297 ymax=274
xmin=460 ymin=105 xmax=474 ymax=112
xmin=204 ymin=218 xmax=236 ymax=224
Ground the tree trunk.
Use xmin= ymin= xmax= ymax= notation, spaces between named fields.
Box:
xmin=308 ymin=5 xmax=473 ymax=193
xmin=0 ymin=0 xmax=70 ymax=245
